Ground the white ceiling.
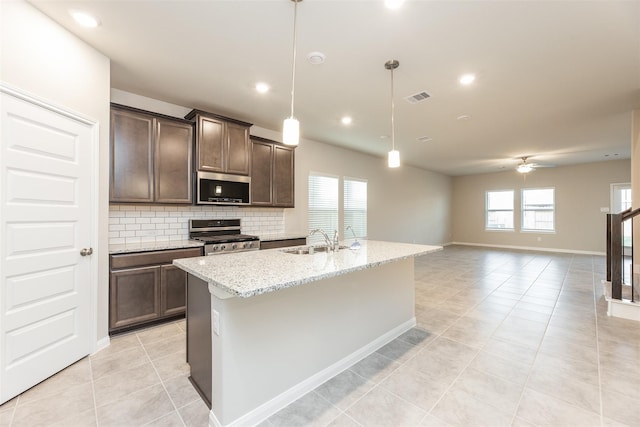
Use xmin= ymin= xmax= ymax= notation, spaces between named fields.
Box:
xmin=29 ymin=0 xmax=640 ymax=176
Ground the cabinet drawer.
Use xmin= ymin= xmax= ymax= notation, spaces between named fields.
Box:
xmin=111 ymin=247 xmax=203 ymax=269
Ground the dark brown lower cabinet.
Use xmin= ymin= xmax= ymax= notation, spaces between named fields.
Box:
xmin=109 ymin=247 xmax=202 ymax=333
xmin=110 ymin=266 xmax=161 ymax=329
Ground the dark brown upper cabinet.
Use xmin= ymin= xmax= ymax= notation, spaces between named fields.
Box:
xmin=250 ymin=136 xmax=295 ymax=208
xmin=110 ymin=104 xmax=193 ymax=204
xmin=185 ymin=109 xmax=252 ymax=176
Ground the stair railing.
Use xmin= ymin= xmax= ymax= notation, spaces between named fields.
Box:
xmin=606 ymin=207 xmax=639 ymax=301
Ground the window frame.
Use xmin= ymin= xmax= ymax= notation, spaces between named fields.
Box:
xmin=521 ymin=187 xmax=556 ymax=233
xmin=485 ymin=190 xmax=515 ymax=231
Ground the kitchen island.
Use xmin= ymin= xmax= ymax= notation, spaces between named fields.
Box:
xmin=174 ymin=240 xmax=441 ymax=427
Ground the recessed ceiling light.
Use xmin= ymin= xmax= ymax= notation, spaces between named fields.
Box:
xmin=416 ymin=136 xmax=432 ymax=142
xmin=255 ymin=82 xmax=270 ymax=93
xmin=385 ymin=0 xmax=405 ymax=10
xmin=457 ymin=114 xmax=472 ymax=121
xmin=341 ymin=116 xmax=352 ymax=125
xmin=70 ymin=10 xmax=99 ymax=28
xmin=459 ymin=73 xmax=476 ymax=85
xmin=307 ymin=52 xmax=326 ymax=65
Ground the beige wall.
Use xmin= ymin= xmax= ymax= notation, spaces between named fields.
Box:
xmin=1 ymin=1 xmax=111 ymax=344
xmin=250 ymin=127 xmax=452 ymax=245
xmin=452 ymin=159 xmax=631 ymax=254
xmin=113 ymin=91 xmax=453 ymax=246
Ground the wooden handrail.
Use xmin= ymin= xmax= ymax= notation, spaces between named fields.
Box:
xmin=607 ymin=209 xmax=636 ymax=302
xmin=621 ymin=206 xmax=640 ymax=221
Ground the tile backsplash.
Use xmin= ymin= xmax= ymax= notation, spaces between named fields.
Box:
xmin=109 ymin=204 xmax=285 ymax=245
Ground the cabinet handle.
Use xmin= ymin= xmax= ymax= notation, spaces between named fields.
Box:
xmin=80 ymin=248 xmax=94 ymax=257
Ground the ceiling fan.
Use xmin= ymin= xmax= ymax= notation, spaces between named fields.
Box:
xmin=516 ymin=156 xmax=554 ymax=174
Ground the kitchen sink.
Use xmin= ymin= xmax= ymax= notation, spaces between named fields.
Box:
xmin=282 ymin=245 xmax=349 ymax=255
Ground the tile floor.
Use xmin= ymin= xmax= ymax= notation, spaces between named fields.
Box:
xmin=1 ymin=245 xmax=640 ymax=426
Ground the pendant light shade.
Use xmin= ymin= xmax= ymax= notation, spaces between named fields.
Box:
xmin=388 ymin=149 xmax=400 ymax=168
xmin=283 ymin=117 xmax=299 ymax=146
xmin=283 ymin=0 xmax=302 ymax=146
xmin=385 ymin=59 xmax=400 ymax=168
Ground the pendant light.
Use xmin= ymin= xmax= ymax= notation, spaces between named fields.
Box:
xmin=283 ymin=0 xmax=302 ymax=146
xmin=385 ymin=60 xmax=400 ymax=168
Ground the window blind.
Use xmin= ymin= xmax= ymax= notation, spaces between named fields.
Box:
xmin=344 ymin=178 xmax=367 ymax=239
xmin=308 ymin=173 xmax=339 ymax=244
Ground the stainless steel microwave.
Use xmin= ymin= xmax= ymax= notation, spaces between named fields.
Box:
xmin=196 ymin=171 xmax=251 ymax=205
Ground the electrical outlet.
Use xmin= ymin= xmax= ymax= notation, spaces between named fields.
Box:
xmin=213 ymin=309 xmax=220 ymax=336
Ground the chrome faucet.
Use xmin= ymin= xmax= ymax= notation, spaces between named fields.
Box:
xmin=309 ymin=229 xmax=333 ymax=248
xmin=332 ymin=230 xmax=339 ymax=251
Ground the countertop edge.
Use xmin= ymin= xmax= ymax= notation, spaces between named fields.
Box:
xmin=110 ymin=240 xmax=204 ymax=254
xmin=173 ymin=243 xmax=441 ymax=298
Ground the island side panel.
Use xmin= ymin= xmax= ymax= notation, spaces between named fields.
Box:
xmin=186 ymin=274 xmax=212 ymax=407
xmin=211 ymin=257 xmax=415 ymax=425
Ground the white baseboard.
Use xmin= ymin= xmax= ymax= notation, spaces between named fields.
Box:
xmin=451 ymin=241 xmax=605 ymax=256
xmin=209 ymin=318 xmax=416 ymax=427
xmin=601 ymin=280 xmax=640 ymax=321
xmin=607 ymin=299 xmax=640 ymax=321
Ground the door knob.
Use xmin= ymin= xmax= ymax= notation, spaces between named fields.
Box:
xmin=80 ymin=248 xmax=93 ymax=256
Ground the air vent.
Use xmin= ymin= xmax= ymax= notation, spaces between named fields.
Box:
xmin=416 ymin=136 xmax=432 ymax=142
xmin=404 ymin=91 xmax=431 ymax=104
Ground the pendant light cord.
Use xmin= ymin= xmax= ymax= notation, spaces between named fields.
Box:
xmin=290 ymin=0 xmax=299 ymax=119
xmin=390 ymin=66 xmax=395 ymax=151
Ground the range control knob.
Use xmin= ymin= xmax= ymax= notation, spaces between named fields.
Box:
xmin=243 ymin=242 xmax=252 ymax=249
xmin=212 ymin=245 xmax=219 ymax=252
xmin=220 ymin=244 xmax=227 ymax=251
xmin=231 ymin=243 xmax=238 ymax=250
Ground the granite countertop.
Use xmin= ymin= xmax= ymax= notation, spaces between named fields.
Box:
xmin=110 ymin=239 xmax=204 ymax=254
xmin=259 ymin=233 xmax=308 ymax=242
xmin=173 ymin=240 xmax=441 ymax=298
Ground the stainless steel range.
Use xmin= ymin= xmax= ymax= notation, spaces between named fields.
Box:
xmin=189 ymin=219 xmax=260 ymax=255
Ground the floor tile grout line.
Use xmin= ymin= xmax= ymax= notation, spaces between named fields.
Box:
xmin=506 ymin=254 xmax=570 ymax=426
xmin=87 ymin=356 xmax=101 ymax=427
xmin=136 ymin=329 xmax=188 ymax=427
xmin=591 ymin=267 xmax=605 ymax=427
xmin=427 ymin=252 xmax=553 ymax=423
xmin=508 ymin=254 xmax=606 ymax=425
xmin=3 ymin=395 xmax=19 ymax=427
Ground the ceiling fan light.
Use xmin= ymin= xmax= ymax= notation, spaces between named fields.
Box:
xmin=388 ymin=150 xmax=400 ymax=168
xmin=283 ymin=117 xmax=299 ymax=146
xmin=517 ymin=164 xmax=533 ymax=174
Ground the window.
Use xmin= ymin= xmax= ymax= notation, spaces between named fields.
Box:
xmin=308 ymin=173 xmax=339 ymax=244
xmin=486 ymin=190 xmax=514 ymax=230
xmin=522 ymin=188 xmax=555 ymax=231
xmin=344 ymin=178 xmax=367 ymax=239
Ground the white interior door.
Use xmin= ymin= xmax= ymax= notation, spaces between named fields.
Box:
xmin=0 ymin=88 xmax=95 ymax=404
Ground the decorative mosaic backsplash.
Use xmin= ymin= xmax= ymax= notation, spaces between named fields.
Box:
xmin=109 ymin=204 xmax=285 ymax=245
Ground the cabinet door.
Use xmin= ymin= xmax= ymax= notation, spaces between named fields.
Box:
xmin=155 ymin=119 xmax=193 ymax=203
xmin=250 ymin=140 xmax=273 ymax=205
xmin=161 ymin=264 xmax=187 ymax=317
xmin=110 ymin=266 xmax=161 ymax=330
xmin=226 ymin=122 xmax=250 ymax=175
xmin=197 ymin=116 xmax=225 ymax=172
xmin=110 ymin=108 xmax=154 ymax=202
xmin=273 ymin=145 xmax=295 ymax=207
